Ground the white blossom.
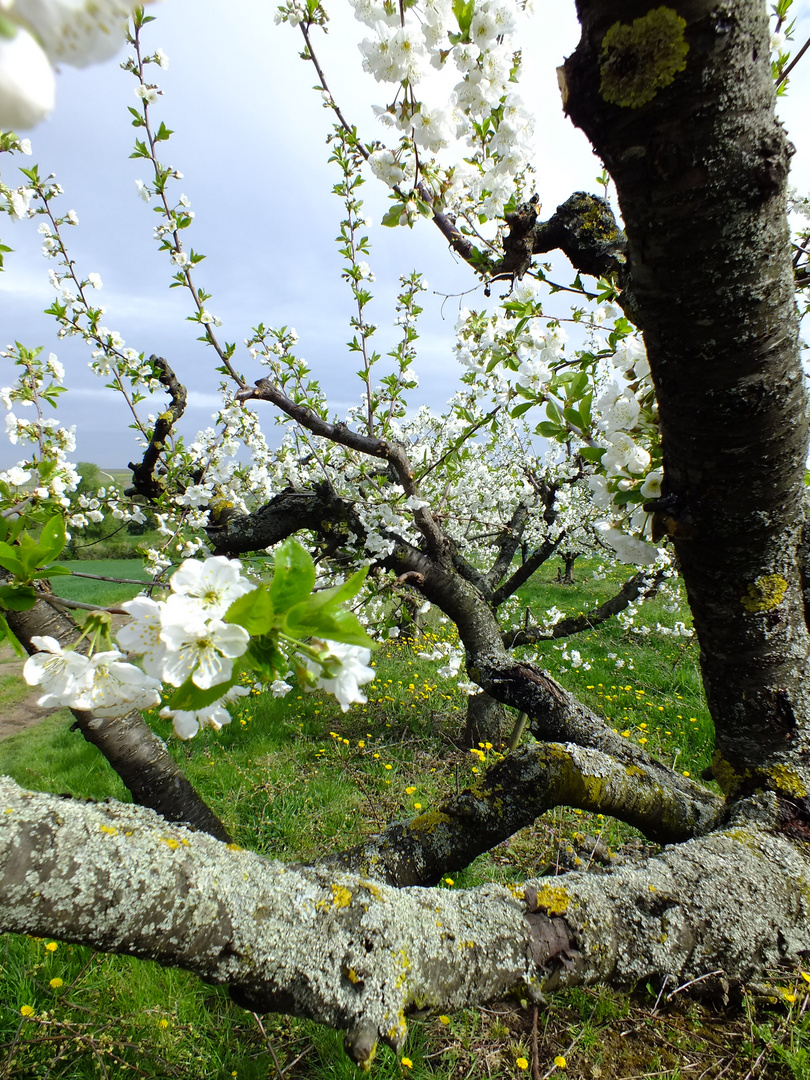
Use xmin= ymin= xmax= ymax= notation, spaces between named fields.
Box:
xmin=306 ymin=641 xmax=375 ymax=712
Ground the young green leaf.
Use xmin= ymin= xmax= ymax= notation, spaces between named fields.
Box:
xmin=269 ymin=539 xmax=317 ymax=614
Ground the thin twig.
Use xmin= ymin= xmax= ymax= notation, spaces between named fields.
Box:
xmin=776 ymin=33 xmax=810 ymax=87
xmin=252 ymin=1012 xmax=287 ymax=1080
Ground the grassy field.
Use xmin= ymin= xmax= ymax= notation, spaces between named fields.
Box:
xmin=0 ymin=557 xmax=805 ymax=1078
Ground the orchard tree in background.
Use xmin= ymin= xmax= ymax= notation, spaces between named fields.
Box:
xmin=1 ymin=0 xmax=810 ymax=1070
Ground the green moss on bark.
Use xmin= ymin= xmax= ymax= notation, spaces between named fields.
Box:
xmin=600 ymin=7 xmax=689 ymax=109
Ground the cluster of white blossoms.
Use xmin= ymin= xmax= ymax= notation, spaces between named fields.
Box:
xmin=0 ymin=0 xmax=146 ymax=130
xmin=339 ymin=0 xmax=534 ymax=220
xmin=0 ymin=345 xmax=80 ymax=511
xmin=23 ymin=555 xmax=377 ymax=738
xmin=24 ymin=637 xmax=162 ymax=717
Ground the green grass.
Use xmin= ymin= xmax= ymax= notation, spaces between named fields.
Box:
xmin=50 ymin=558 xmax=152 ymax=607
xmin=0 ymin=556 xmax=801 ymax=1078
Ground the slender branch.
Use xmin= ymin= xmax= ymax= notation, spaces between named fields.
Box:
xmin=299 ymin=21 xmax=370 ymax=161
xmin=132 ymin=24 xmax=245 ymax=389
xmin=504 ymin=568 xmax=667 ymax=648
xmin=236 ymin=378 xmax=448 ymax=557
xmin=776 ymin=33 xmax=810 ymax=87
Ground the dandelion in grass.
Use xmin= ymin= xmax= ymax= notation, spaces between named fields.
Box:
xmin=554 ymin=1056 xmax=567 ymax=1069
xmin=20 ymin=1005 xmax=34 ymax=1016
xmin=516 ymin=1058 xmax=529 ymax=1071
xmin=49 ymin=978 xmax=63 ymax=988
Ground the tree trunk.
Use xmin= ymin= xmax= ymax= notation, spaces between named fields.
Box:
xmin=463 ymin=691 xmax=509 ymax=748
xmin=563 ymin=0 xmax=810 ymax=801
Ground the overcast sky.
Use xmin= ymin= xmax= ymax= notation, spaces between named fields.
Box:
xmin=1 ymin=0 xmax=809 ymax=468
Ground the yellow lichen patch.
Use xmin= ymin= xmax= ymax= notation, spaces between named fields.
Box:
xmin=531 ymin=883 xmax=570 ymax=916
xmin=99 ymin=824 xmax=119 ymax=836
xmin=407 ymin=810 xmax=452 ymax=834
xmin=768 ymin=764 xmax=808 ymax=799
xmin=343 ymin=966 xmax=362 ymax=985
xmin=226 ymin=842 xmax=242 ymax=851
xmin=359 ymin=879 xmax=385 ymax=901
xmin=159 ymin=836 xmax=180 ymax=849
xmin=600 ymin=7 xmax=689 ymax=109
xmin=317 ymin=884 xmax=354 ymax=911
xmin=741 ymin=574 xmax=789 ymax=613
xmin=710 ymin=751 xmax=745 ymax=796
xmin=625 ymin=765 xmax=644 ymax=778
xmin=331 ymin=884 xmax=353 ymax=908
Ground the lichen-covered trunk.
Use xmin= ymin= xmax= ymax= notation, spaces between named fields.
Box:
xmin=563 ymin=0 xmax=810 ymax=801
xmin=6 ymin=599 xmax=231 ymax=842
xmin=0 ymin=777 xmax=807 ymax=1067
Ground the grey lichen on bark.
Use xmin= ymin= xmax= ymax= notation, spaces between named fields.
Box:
xmin=1 ymin=776 xmax=808 ymax=1066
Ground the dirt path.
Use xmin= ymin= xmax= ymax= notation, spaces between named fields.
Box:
xmin=0 ymin=643 xmax=61 ymax=741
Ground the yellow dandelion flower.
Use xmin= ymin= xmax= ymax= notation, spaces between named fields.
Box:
xmin=414 ymin=802 xmax=422 ymax=810
xmin=49 ymin=978 xmax=63 ymax=989
xmin=401 ymin=1058 xmax=413 ymax=1068
xmin=554 ymin=1055 xmax=567 ymax=1068
xmin=159 ymin=1018 xmax=170 ymax=1028
xmin=516 ymin=1057 xmax=529 ymax=1070
xmin=385 ymin=763 xmax=393 ymax=770
xmin=438 ymin=1015 xmax=450 ymax=1025
xmin=444 ymin=877 xmax=454 ymax=885
xmin=45 ymin=942 xmax=58 ymax=952
xmin=20 ymin=1005 xmax=34 ymax=1016
xmin=405 ymin=786 xmax=416 ymax=795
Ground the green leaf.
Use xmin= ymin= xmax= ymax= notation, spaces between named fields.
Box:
xmin=0 ymin=584 xmax=39 ymax=611
xmin=37 ymin=515 xmax=67 ymax=563
xmin=579 ymin=446 xmax=606 ymax=463
xmin=0 ymin=612 xmax=24 ymax=658
xmin=452 ymin=0 xmax=475 ymax=36
xmin=566 ymin=370 xmax=589 ymax=401
xmin=545 ymin=400 xmax=563 ymax=424
xmin=224 ymin=584 xmax=275 ymax=636
xmin=269 ymin=539 xmax=316 ymax=614
xmin=381 ymin=205 xmax=403 ymax=228
xmin=536 ymin=421 xmax=566 ymax=439
xmin=562 ymin=407 xmax=583 ymax=429
xmin=166 ymin=671 xmax=240 ymax=713
xmin=284 ymin=602 xmax=373 ymax=648
xmin=510 ymin=401 xmax=535 ymax=418
xmin=35 ymin=564 xmax=71 ymax=577
xmin=0 ymin=543 xmax=25 ymax=578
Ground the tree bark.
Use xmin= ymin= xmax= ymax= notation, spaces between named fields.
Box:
xmin=563 ymin=0 xmax=810 ymax=801
xmin=0 ymin=776 xmax=805 ymax=1067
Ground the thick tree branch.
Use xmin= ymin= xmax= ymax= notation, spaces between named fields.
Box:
xmin=125 ymin=356 xmax=187 ymax=501
xmin=485 ymin=503 xmax=530 ymax=590
xmin=492 ymin=534 xmax=565 ymax=608
xmin=0 ymin=777 xmax=803 ymax=1067
xmin=326 ymin=740 xmax=721 ymax=886
xmin=564 ymin=0 xmax=810 ymax=800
